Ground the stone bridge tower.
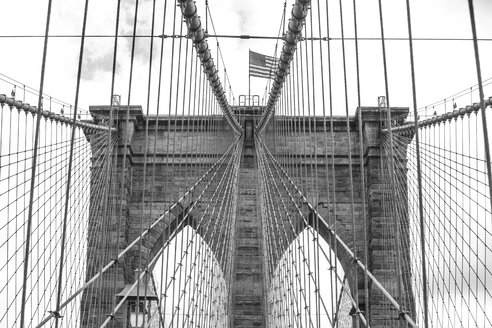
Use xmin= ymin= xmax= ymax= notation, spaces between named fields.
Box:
xmin=82 ymin=105 xmax=414 ymax=328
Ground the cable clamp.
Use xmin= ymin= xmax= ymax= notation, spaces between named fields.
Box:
xmin=397 ymin=310 xmax=410 ymax=319
xmin=106 ymin=314 xmax=116 ymax=320
xmin=352 ymin=257 xmax=360 ymax=264
xmin=349 ymin=308 xmax=365 ymax=317
xmin=48 ymin=311 xmax=62 ymax=319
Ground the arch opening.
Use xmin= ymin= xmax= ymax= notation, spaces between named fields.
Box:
xmin=148 ymin=226 xmax=229 ymax=328
xmin=267 ymin=228 xmax=353 ymax=327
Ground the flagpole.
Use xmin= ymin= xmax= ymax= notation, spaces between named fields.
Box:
xmin=248 ymin=49 xmax=251 ymax=106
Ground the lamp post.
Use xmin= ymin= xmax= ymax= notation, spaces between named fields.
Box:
xmin=116 ymin=282 xmax=159 ymax=328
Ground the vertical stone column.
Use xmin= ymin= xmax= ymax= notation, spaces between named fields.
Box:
xmin=361 ymin=107 xmax=414 ymax=326
xmin=81 ymin=106 xmax=143 ymax=328
xmin=231 ymin=118 xmax=265 ymax=327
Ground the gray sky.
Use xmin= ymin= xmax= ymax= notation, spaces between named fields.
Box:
xmin=1 ymin=1 xmax=491 ymax=327
xmin=1 ymin=0 xmax=492 ymax=117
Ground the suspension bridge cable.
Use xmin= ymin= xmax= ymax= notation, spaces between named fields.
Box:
xmin=467 ymin=0 xmax=492 ymax=213
xmin=337 ymin=0 xmax=362 ymax=325
xmin=105 ymin=0 xmax=122 ymax=326
xmin=406 ymin=0 xmax=435 ymax=322
xmin=257 ymin=134 xmax=364 ymax=326
xmin=384 ymin=107 xmax=490 ymax=326
xmin=257 ymin=136 xmax=337 ymax=326
xmin=416 ymin=77 xmax=492 ymax=114
xmin=85 ymin=0 xmax=141 ymax=324
xmin=257 ymin=134 xmax=418 ymax=327
xmin=0 ymin=73 xmax=95 ymax=118
xmin=2 ymin=1 xmax=492 ymax=327
xmin=54 ymin=0 xmax=91 ymax=325
xmin=168 ymin=17 xmax=187 ymax=327
xmin=100 ymin=137 xmax=241 ymax=328
xmin=256 ymin=0 xmax=312 ymax=134
xmin=351 ymin=0 xmax=372 ymax=322
xmin=377 ymin=0 xmax=409 ymax=322
xmin=178 ymin=0 xmax=242 ymax=134
xmin=205 ymin=3 xmax=237 ymax=104
xmin=132 ymin=0 xmax=160 ymax=326
xmin=34 ymin=136 xmax=239 ymax=326
xmin=381 ymin=130 xmax=492 ymax=327
xmin=159 ymin=2 xmax=179 ymax=323
xmin=4 ymin=34 xmax=492 ymax=42
xmin=322 ymin=0 xmax=341 ymax=323
xmin=0 ymin=96 xmax=112 ymax=132
xmin=19 ymin=0 xmax=54 ymax=326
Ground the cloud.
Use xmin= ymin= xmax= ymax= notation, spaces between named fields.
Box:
xmin=236 ymin=8 xmax=249 ymax=34
xmin=82 ymin=48 xmax=119 ymax=81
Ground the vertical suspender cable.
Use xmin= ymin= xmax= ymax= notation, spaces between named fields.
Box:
xmin=54 ymin=0 xmax=91 ymax=326
xmin=296 ymin=43 xmax=309 ymax=328
xmin=405 ymin=0 xmax=429 ymax=326
xmin=256 ymin=0 xmax=311 ymax=134
xmin=352 ymin=0 xmax=371 ymax=322
xmin=467 ymin=0 xmax=492 ymax=212
xmin=182 ymin=45 xmax=198 ymax=328
xmin=306 ymin=7 xmax=321 ymax=325
xmin=115 ymin=0 xmax=141 ymax=324
xmin=178 ymin=0 xmax=242 ymax=134
xmin=323 ymin=0 xmax=340 ymax=323
xmin=168 ymin=7 xmax=185 ymax=326
xmin=377 ymin=0 xmax=405 ymax=321
xmin=136 ymin=0 xmax=159 ymax=326
xmin=314 ymin=0 xmax=336 ymax=323
xmin=338 ymin=0 xmax=360 ymax=324
xmin=308 ymin=3 xmax=323 ymax=325
xmin=180 ymin=45 xmax=195 ymax=328
xmin=175 ymin=29 xmax=192 ymax=328
xmin=152 ymin=1 xmax=169 ymax=325
xmin=161 ymin=1 xmax=178 ymax=319
xmin=106 ymin=1 xmax=122 ymax=327
xmin=20 ymin=1 xmax=53 ymax=327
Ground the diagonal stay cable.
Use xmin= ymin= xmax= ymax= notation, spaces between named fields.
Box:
xmin=256 ymin=133 xmax=418 ymax=328
xmin=34 ymin=136 xmax=241 ymax=327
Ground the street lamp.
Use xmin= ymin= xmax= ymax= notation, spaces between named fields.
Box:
xmin=129 ymin=301 xmax=146 ymax=328
xmin=116 ymin=282 xmax=159 ymax=328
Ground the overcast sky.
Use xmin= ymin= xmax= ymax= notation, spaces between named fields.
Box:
xmin=1 ymin=0 xmax=492 ymax=117
xmin=1 ymin=1 xmax=491 ymax=327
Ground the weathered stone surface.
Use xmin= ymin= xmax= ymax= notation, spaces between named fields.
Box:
xmin=83 ymin=105 xmax=414 ymax=328
xmin=231 ymin=135 xmax=265 ymax=327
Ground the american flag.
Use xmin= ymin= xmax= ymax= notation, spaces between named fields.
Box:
xmin=249 ymin=50 xmax=277 ymax=79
